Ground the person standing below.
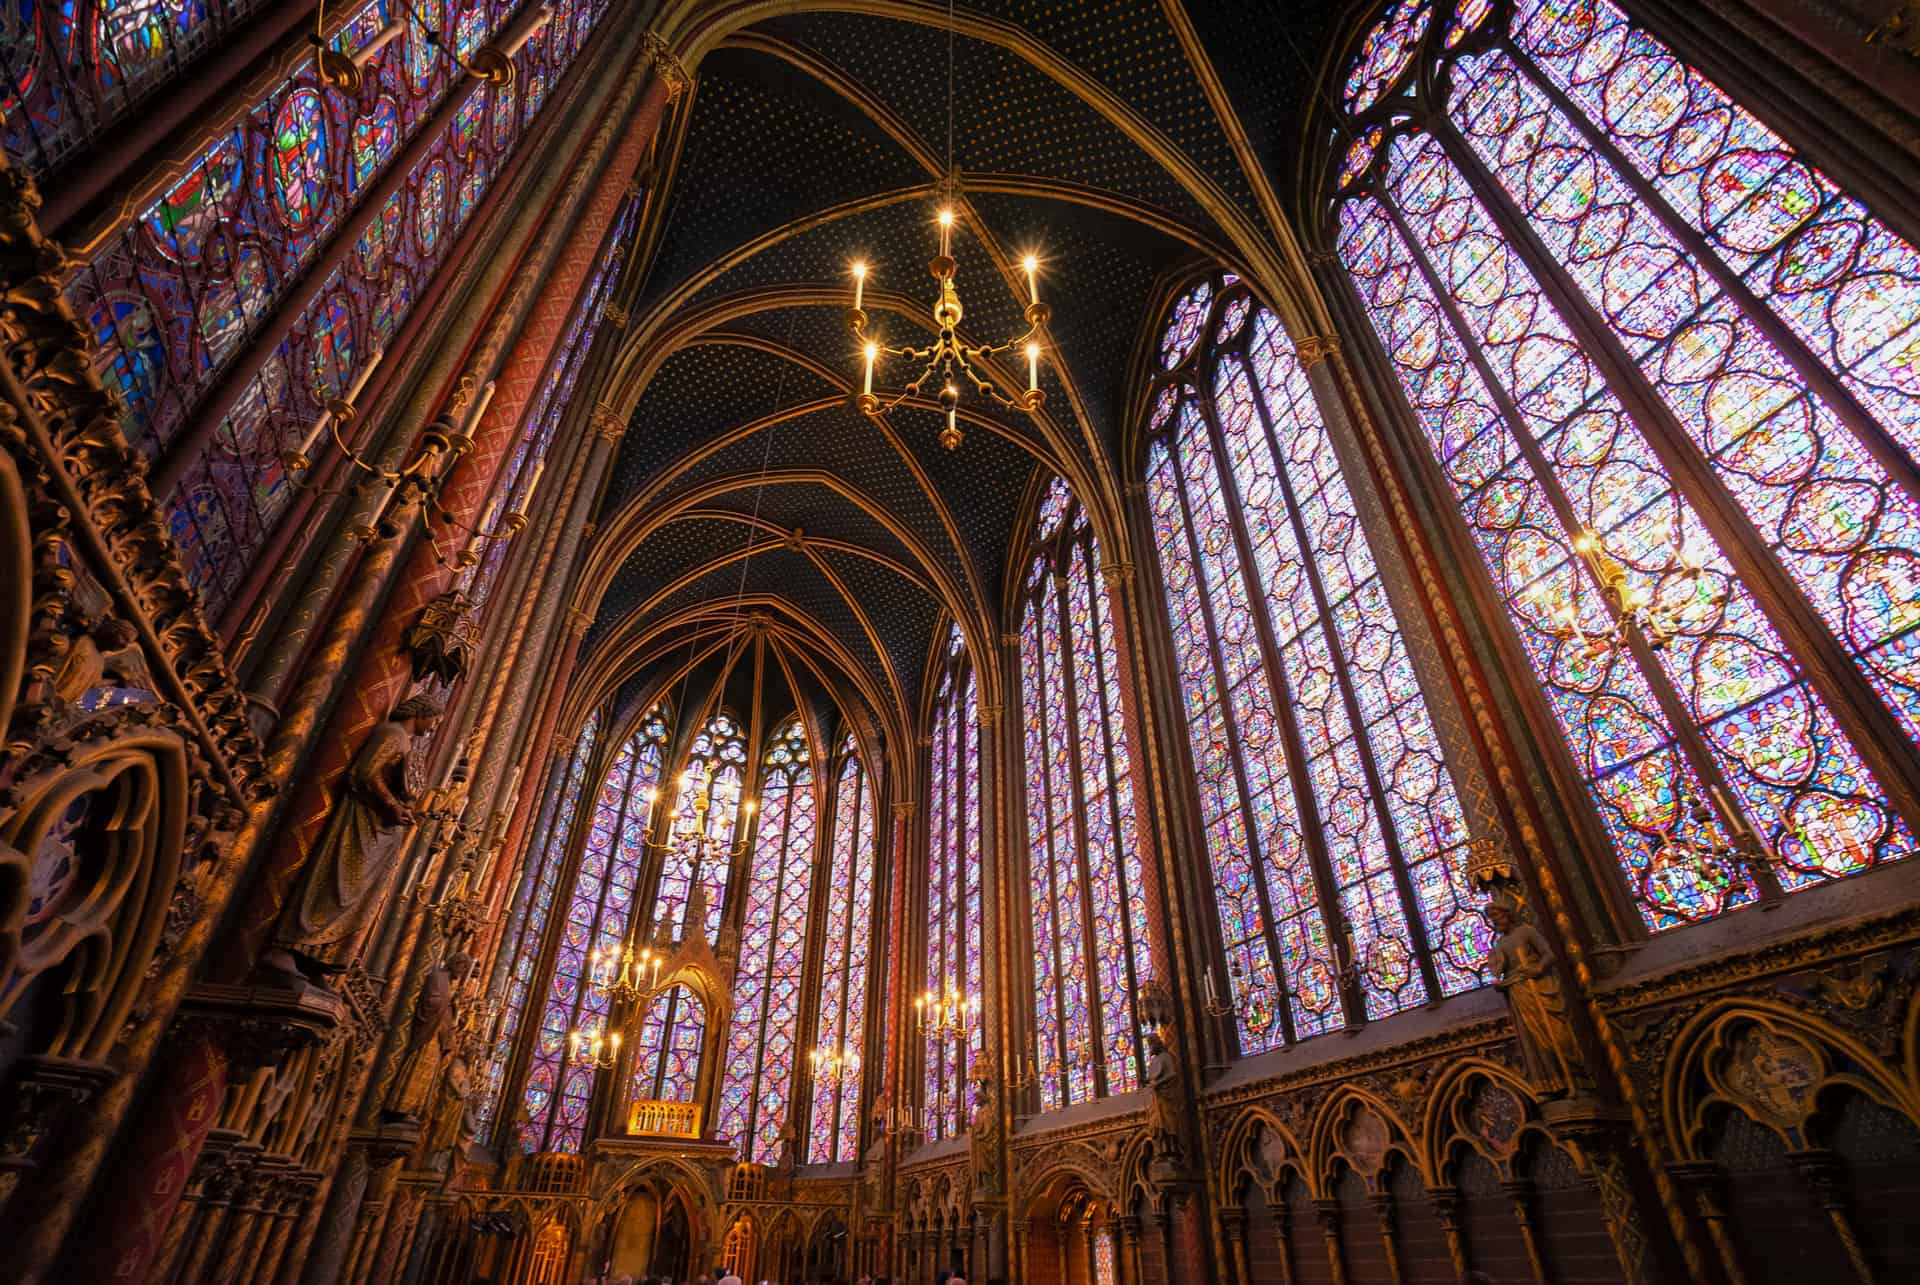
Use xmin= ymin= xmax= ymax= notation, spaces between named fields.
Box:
xmin=716 ymin=1265 xmax=742 ymax=1285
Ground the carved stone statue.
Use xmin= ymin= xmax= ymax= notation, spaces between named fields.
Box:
xmin=1486 ymin=895 xmax=1588 ymax=1097
xmin=269 ymin=696 xmax=442 ymax=979
xmin=968 ymin=1065 xmax=1003 ymax=1197
xmin=426 ymin=1052 xmax=479 ymax=1160
xmin=383 ymin=951 xmax=471 ymax=1122
xmin=1143 ymin=1031 xmax=1186 ymax=1164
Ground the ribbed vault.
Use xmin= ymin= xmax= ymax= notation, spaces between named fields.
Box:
xmin=571 ymin=0 xmax=1361 ymax=750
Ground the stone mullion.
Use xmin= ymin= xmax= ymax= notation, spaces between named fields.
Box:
xmin=1372 ymin=189 xmax=1791 ymax=905
xmin=490 ymin=728 xmax=604 ymax=1152
xmin=1192 ymin=369 xmax=1367 ymax=1027
xmin=1626 ymin=0 xmax=1920 ymax=253
xmin=226 ymin=32 xmax=669 ymax=972
xmin=147 ymin=0 xmax=612 ymax=503
xmin=1037 ymin=580 xmax=1080 ymax=1103
xmin=1050 ymin=554 xmax=1111 ymax=1100
xmin=1230 ymin=326 xmax=1443 ymax=1002
xmin=471 ymin=419 xmax=618 ymax=944
xmin=1434 ymin=112 xmax=1920 ymax=837
xmin=1080 ymin=540 xmax=1150 ymax=1085
xmin=1161 ymin=422 xmax=1298 ymax=1049
xmin=1496 ymin=32 xmax=1920 ymax=507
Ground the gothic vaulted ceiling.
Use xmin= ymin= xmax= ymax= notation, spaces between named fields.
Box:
xmin=575 ymin=0 xmax=1367 ymax=760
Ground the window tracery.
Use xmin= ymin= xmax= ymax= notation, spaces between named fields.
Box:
xmin=1331 ymin=0 xmax=1920 ymax=930
xmin=925 ymin=622 xmax=983 ymax=1139
xmin=1020 ymin=478 xmax=1151 ymax=1110
xmin=715 ymin=719 xmax=817 ymax=1164
xmin=517 ymin=703 xmax=668 ymax=1153
xmin=653 ymin=711 xmax=749 ymax=943
xmin=1143 ymin=274 xmax=1486 ymax=1050
xmin=808 ymin=736 xmax=876 ymax=1163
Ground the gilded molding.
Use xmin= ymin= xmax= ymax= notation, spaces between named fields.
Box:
xmin=1294 ymin=335 xmax=1341 ymax=367
xmin=590 ymin=401 xmax=627 ymax=443
xmin=641 ymin=31 xmax=691 ymax=101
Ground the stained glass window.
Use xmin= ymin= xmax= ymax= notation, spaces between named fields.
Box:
xmin=652 ymin=711 xmax=750 ymax=943
xmin=626 ymin=984 xmax=706 ymax=1108
xmin=1021 ymin=478 xmax=1152 ymax=1111
xmin=924 ymin=622 xmax=983 ymax=1140
xmin=715 ymin=720 xmax=818 ymax=1164
xmin=1144 ymin=275 xmax=1486 ymax=1052
xmin=808 ymin=736 xmax=876 ymax=1164
xmin=64 ymin=0 xmax=615 ymax=618
xmin=517 ymin=704 xmax=669 ymax=1154
xmin=478 ymin=708 xmax=600 ymax=1138
xmin=1332 ymin=0 xmax=1920 ymax=932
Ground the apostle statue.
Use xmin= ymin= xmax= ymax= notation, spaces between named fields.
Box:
xmin=968 ymin=1064 xmax=1003 ymax=1197
xmin=383 ymin=951 xmax=471 ymax=1121
xmin=1143 ymin=1030 xmax=1186 ymax=1165
xmin=1485 ymin=895 xmax=1588 ymax=1097
xmin=426 ymin=1052 xmax=479 ymax=1161
xmin=268 ymin=695 xmax=442 ymax=979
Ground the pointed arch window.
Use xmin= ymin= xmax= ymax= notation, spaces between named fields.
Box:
xmin=517 ymin=704 xmax=669 ymax=1153
xmin=479 ymin=707 xmax=601 ymax=1137
xmin=808 ymin=737 xmax=876 ymax=1163
xmin=1143 ymin=276 xmax=1486 ymax=1052
xmin=1332 ymin=0 xmax=1920 ymax=931
xmin=652 ymin=712 xmax=749 ymax=942
xmin=1020 ymin=478 xmax=1152 ymax=1111
xmin=626 ymin=984 xmax=706 ymax=1110
xmin=716 ymin=719 xmax=818 ymax=1164
xmin=925 ymin=622 xmax=983 ymax=1139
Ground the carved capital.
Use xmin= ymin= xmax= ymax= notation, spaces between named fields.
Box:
xmin=978 ymin=703 xmax=1002 ymax=728
xmin=893 ymin=801 xmax=916 ymax=819
xmin=590 ymin=401 xmax=627 ymax=444
xmin=640 ymin=32 xmax=691 ymax=101
xmin=1295 ymin=335 xmax=1341 ymax=367
xmin=602 ymin=303 xmax=630 ymax=330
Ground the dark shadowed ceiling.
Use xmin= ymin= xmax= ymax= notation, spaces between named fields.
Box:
xmin=575 ymin=0 xmax=1372 ymax=758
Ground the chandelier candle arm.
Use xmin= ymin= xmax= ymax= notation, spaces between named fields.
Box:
xmin=292 ymin=345 xmax=386 ymax=470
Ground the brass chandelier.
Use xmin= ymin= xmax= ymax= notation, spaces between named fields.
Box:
xmin=846 ymin=217 xmax=1048 ymax=450
xmin=843 ymin=0 xmax=1051 ymax=450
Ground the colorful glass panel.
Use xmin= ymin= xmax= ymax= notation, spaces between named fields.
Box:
xmin=653 ymin=712 xmax=749 ymax=942
xmin=1332 ymin=0 xmax=1920 ymax=930
xmin=808 ymin=740 xmax=875 ymax=1164
xmin=518 ymin=706 xmax=668 ymax=1153
xmin=1021 ymin=480 xmax=1150 ymax=1110
xmin=64 ymin=0 xmax=612 ymax=619
xmin=1343 ymin=0 xmax=1431 ymax=112
xmin=627 ymin=986 xmax=706 ymax=1106
xmin=924 ymin=624 xmax=983 ymax=1139
xmin=714 ymin=720 xmax=816 ymax=1164
xmin=479 ymin=710 xmax=601 ymax=1136
xmin=1160 ymin=280 xmax=1212 ymax=369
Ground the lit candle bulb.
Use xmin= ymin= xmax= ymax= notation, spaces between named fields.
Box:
xmin=1026 ymin=341 xmax=1040 ymax=393
xmin=611 ymin=1031 xmax=621 ymax=1053
xmin=938 ymin=208 xmax=953 ymax=257
xmin=863 ymin=342 xmax=876 ymax=396
xmin=851 ymin=260 xmax=866 ymax=311
xmin=1022 ymin=255 xmax=1038 ymax=304
xmin=517 ymin=456 xmax=545 ymax=512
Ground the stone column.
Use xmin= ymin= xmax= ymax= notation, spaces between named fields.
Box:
xmin=1113 ymin=1215 xmax=1139 ymax=1285
xmin=1220 ymin=1206 xmax=1249 ymax=1285
xmin=226 ymin=37 xmax=674 ymax=972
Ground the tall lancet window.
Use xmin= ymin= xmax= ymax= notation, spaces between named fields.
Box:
xmin=1334 ymin=0 xmax=1920 ymax=931
xmin=716 ymin=720 xmax=818 ymax=1164
xmin=652 ymin=712 xmax=749 ymax=942
xmin=808 ymin=737 xmax=876 ymax=1163
xmin=519 ymin=705 xmax=669 ymax=1153
xmin=925 ymin=623 xmax=984 ymax=1139
xmin=1020 ymin=477 xmax=1152 ymax=1111
xmin=479 ymin=708 xmax=601 ymax=1137
xmin=1144 ymin=276 xmax=1486 ymax=1053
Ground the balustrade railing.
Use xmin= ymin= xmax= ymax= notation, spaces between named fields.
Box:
xmin=627 ymin=1098 xmax=701 ymax=1139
